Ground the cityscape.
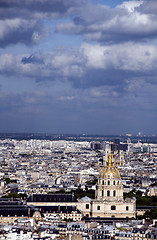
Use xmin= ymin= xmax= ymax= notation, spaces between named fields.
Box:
xmin=1 ymin=0 xmax=157 ymax=239
xmin=0 ymin=134 xmax=156 ymax=239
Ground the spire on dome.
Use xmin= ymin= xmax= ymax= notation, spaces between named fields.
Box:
xmin=106 ymin=152 xmax=114 ymax=166
xmin=99 ymin=150 xmax=121 ymax=179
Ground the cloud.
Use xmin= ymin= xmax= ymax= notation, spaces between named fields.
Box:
xmin=56 ymin=0 xmax=157 ymax=43
xmin=117 ymin=0 xmax=143 ymax=13
xmin=0 ymin=71 xmax=157 ymax=134
xmin=81 ymin=42 xmax=157 ymax=71
xmin=0 ymin=75 xmax=156 ymax=134
xmin=0 ymin=0 xmax=86 ymax=47
xmin=0 ymin=18 xmax=46 ymax=47
xmin=138 ymin=0 xmax=157 ymax=14
xmin=1 ymin=0 xmax=157 ymax=134
xmin=0 ymin=41 xmax=157 ymax=89
xmin=0 ymin=49 xmax=85 ymax=80
xmin=0 ymin=0 xmax=86 ymax=18
xmin=1 ymin=0 xmax=157 ymax=47
xmin=21 ymin=55 xmax=44 ymax=64
xmin=0 ymin=89 xmax=51 ymax=115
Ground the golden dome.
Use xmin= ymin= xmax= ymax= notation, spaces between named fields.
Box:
xmin=99 ymin=152 xmax=121 ymax=179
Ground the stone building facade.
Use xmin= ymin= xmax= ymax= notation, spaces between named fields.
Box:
xmin=78 ymin=152 xmax=136 ymax=218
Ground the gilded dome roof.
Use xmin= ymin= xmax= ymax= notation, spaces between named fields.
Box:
xmin=99 ymin=152 xmax=121 ymax=179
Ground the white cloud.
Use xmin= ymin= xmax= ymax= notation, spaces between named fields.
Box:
xmin=0 ymin=42 xmax=157 ymax=82
xmin=117 ymin=0 xmax=143 ymax=13
xmin=81 ymin=42 xmax=157 ymax=71
xmin=56 ymin=0 xmax=157 ymax=43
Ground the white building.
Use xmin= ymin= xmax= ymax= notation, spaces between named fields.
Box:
xmin=78 ymin=152 xmax=136 ymax=218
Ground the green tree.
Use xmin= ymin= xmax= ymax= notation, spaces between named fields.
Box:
xmin=137 ymin=208 xmax=157 ymax=219
xmin=124 ymin=190 xmax=157 ymax=206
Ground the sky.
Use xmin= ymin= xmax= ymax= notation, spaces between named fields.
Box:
xmin=0 ymin=0 xmax=157 ymax=135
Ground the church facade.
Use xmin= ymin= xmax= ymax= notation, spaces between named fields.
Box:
xmin=78 ymin=152 xmax=136 ymax=218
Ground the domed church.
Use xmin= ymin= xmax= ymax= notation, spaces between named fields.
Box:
xmin=78 ymin=152 xmax=136 ymax=218
xmin=27 ymin=152 xmax=136 ymax=219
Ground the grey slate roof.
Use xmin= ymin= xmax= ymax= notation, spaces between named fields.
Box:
xmin=27 ymin=194 xmax=77 ymax=203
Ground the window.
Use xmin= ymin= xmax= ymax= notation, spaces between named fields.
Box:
xmin=113 ymin=190 xmax=116 ymax=197
xmin=113 ymin=180 xmax=115 ymax=185
xmin=107 ymin=190 xmax=110 ymax=196
xmin=102 ymin=180 xmax=104 ymax=185
xmin=126 ymin=206 xmax=129 ymax=211
xmin=97 ymin=206 xmax=100 ymax=210
xmin=111 ymin=205 xmax=116 ymax=210
xmin=108 ymin=180 xmax=110 ymax=185
xmin=86 ymin=204 xmax=89 ymax=209
xmin=102 ymin=190 xmax=104 ymax=196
